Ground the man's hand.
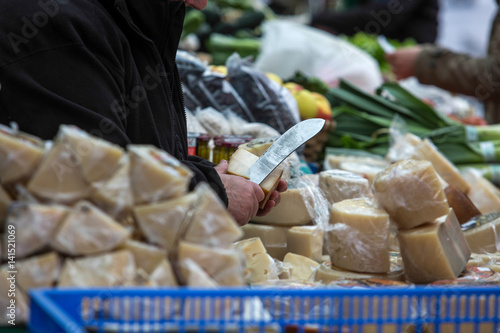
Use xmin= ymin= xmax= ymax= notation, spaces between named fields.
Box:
xmin=386 ymin=46 xmax=423 ymax=81
xmin=215 ymin=160 xmax=288 ymax=226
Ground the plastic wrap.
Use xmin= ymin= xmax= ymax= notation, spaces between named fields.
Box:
xmin=195 ymin=107 xmax=233 ymax=136
xmin=283 ymin=253 xmax=320 ymax=281
xmin=120 ymin=239 xmax=167 ymax=275
xmin=4 ymin=202 xmax=68 ymax=259
xmin=327 ymin=198 xmax=392 ymax=274
xmin=372 ymin=159 xmax=450 ymax=230
xmin=128 ymin=145 xmax=193 ymax=205
xmin=462 ymin=168 xmax=500 ymax=214
xmin=463 ymin=213 xmax=500 ymax=254
xmin=58 ymin=250 xmax=136 ymax=287
xmin=148 ymin=259 xmax=179 ymax=287
xmin=314 ymin=260 xmax=405 ymax=285
xmin=17 ymin=252 xmax=60 ymax=291
xmin=51 ymin=200 xmax=130 ymax=257
xmin=226 ymin=53 xmax=300 ymax=134
xmin=319 ymin=169 xmax=373 ymax=205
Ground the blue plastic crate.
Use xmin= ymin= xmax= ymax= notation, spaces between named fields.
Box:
xmin=29 ymin=286 xmax=500 ymax=333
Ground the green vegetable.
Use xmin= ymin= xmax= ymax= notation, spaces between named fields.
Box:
xmin=286 ymin=71 xmax=330 ymax=95
xmin=182 ymin=9 xmax=206 ymax=40
xmin=206 ymin=33 xmax=260 ymax=65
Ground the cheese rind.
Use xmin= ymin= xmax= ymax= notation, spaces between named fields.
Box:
xmin=397 ymin=209 xmax=471 ymax=284
xmin=328 ymin=198 xmax=391 ymax=273
xmin=286 ymin=226 xmax=323 ymax=262
xmin=373 ymin=159 xmax=450 ymax=230
xmin=319 ymin=169 xmax=372 ymax=204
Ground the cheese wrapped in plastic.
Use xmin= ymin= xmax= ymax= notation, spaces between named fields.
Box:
xmin=180 ymin=258 xmax=219 ymax=288
xmin=398 ymin=209 xmax=471 ymax=284
xmin=319 ymin=169 xmax=372 ymax=204
xmin=183 ymin=183 xmax=243 ymax=247
xmin=286 ymin=226 xmax=323 ymax=262
xmin=17 ymin=252 xmax=60 ymax=291
xmin=314 ymin=261 xmax=405 ymax=284
xmin=58 ymin=250 xmax=136 ymax=287
xmin=134 ymin=191 xmax=197 ymax=252
xmin=235 ymin=237 xmax=278 ymax=283
xmin=51 ymin=201 xmax=130 ymax=256
xmin=373 ymin=159 xmax=450 ymax=230
xmin=463 ymin=214 xmax=500 ymax=254
xmin=327 ymin=198 xmax=391 ymax=274
xmin=128 ymin=145 xmax=193 ymax=205
xmin=149 ymin=259 xmax=179 ymax=287
xmin=4 ymin=202 xmax=68 ymax=259
xmin=177 ymin=241 xmax=245 ymax=286
xmin=0 ymin=125 xmax=45 ymax=185
xmin=121 ymin=239 xmax=167 ymax=275
xmin=283 ymin=253 xmax=320 ymax=281
xmin=462 ymin=168 xmax=500 ymax=214
xmin=90 ymin=155 xmax=133 ymax=220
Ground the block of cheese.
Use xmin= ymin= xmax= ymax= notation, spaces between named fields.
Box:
xmin=5 ymin=202 xmax=68 ymax=259
xmin=283 ymin=253 xmax=320 ymax=281
xmin=134 ymin=192 xmax=197 ymax=252
xmin=149 ymin=259 xmax=179 ymax=287
xmin=462 ymin=168 xmax=500 ymax=214
xmin=128 ymin=145 xmax=193 ymax=205
xmin=327 ymin=198 xmax=391 ymax=273
xmin=314 ymin=261 xmax=405 ymax=284
xmin=58 ymin=250 xmax=136 ymax=287
xmin=397 ymin=209 xmax=471 ymax=284
xmin=251 ymin=187 xmax=313 ymax=226
xmin=90 ymin=155 xmax=133 ymax=220
xmin=0 ymin=269 xmax=29 ymax=325
xmin=239 ymin=137 xmax=277 ymax=157
xmin=51 ymin=201 xmax=130 ymax=256
xmin=373 ymin=159 xmax=450 ymax=230
xmin=0 ymin=126 xmax=45 ymax=184
xmin=183 ymin=183 xmax=243 ymax=246
xmin=181 ymin=258 xmax=219 ymax=288
xmin=27 ymin=139 xmax=91 ymax=204
xmin=286 ymin=226 xmax=323 ymax=262
xmin=227 ymin=147 xmax=283 ymax=209
xmin=337 ymin=161 xmax=385 ymax=185
xmin=121 ymin=239 xmax=167 ymax=275
xmin=0 ymin=186 xmax=12 ymax=231
xmin=235 ymin=237 xmax=278 ymax=283
xmin=241 ymin=223 xmax=289 ymax=247
xmin=177 ymin=241 xmax=245 ymax=286
xmin=444 ymin=185 xmax=481 ymax=224
xmin=57 ymin=125 xmax=124 ymax=184
xmin=464 ymin=215 xmax=500 ymax=254
xmin=319 ymin=169 xmax=372 ymax=204
xmin=17 ymin=252 xmax=60 ymax=291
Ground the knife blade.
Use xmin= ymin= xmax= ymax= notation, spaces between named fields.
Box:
xmin=249 ymin=118 xmax=326 ymax=184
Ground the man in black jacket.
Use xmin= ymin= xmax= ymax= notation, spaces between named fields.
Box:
xmin=0 ymin=0 xmax=285 ymax=225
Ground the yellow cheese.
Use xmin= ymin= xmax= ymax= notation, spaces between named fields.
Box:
xmin=314 ymin=261 xmax=405 ymax=284
xmin=373 ymin=159 xmax=450 ymax=230
xmin=134 ymin=192 xmax=197 ymax=252
xmin=5 ymin=202 xmax=68 ymax=259
xmin=17 ymin=252 xmax=60 ymax=291
xmin=149 ymin=259 xmax=179 ymax=287
xmin=27 ymin=140 xmax=91 ymax=204
xmin=58 ymin=250 xmax=136 ymax=287
xmin=234 ymin=237 xmax=268 ymax=262
xmin=319 ymin=169 xmax=372 ymax=204
xmin=286 ymin=226 xmax=323 ymax=262
xmin=282 ymin=253 xmax=320 ymax=281
xmin=464 ymin=216 xmax=500 ymax=254
xmin=0 ymin=128 xmax=45 ymax=184
xmin=251 ymin=188 xmax=313 ymax=226
xmin=235 ymin=237 xmax=278 ymax=283
xmin=241 ymin=223 xmax=289 ymax=247
xmin=397 ymin=209 xmax=471 ymax=284
xmin=90 ymin=155 xmax=133 ymax=220
xmin=337 ymin=161 xmax=385 ymax=185
xmin=177 ymin=241 xmax=245 ymax=286
xmin=121 ymin=239 xmax=167 ymax=275
xmin=462 ymin=168 xmax=500 ymax=214
xmin=128 ymin=145 xmax=193 ymax=205
xmin=328 ymin=198 xmax=391 ymax=274
xmin=266 ymin=245 xmax=288 ymax=261
xmin=57 ymin=125 xmax=124 ymax=184
xmin=184 ymin=183 xmax=243 ymax=246
xmin=51 ymin=201 xmax=130 ymax=256
xmin=0 ymin=186 xmax=12 ymax=231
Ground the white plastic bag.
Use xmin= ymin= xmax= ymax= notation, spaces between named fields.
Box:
xmin=254 ymin=20 xmax=383 ymax=93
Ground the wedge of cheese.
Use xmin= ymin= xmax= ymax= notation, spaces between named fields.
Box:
xmin=314 ymin=261 xmax=405 ymax=284
xmin=397 ymin=209 xmax=471 ymax=284
xmin=235 ymin=237 xmax=278 ymax=283
xmin=227 ymin=148 xmax=283 ymax=210
xmin=462 ymin=168 xmax=500 ymax=214
xmin=5 ymin=202 xmax=68 ymax=259
xmin=328 ymin=198 xmax=391 ymax=274
xmin=51 ymin=201 xmax=130 ymax=256
xmin=121 ymin=239 xmax=167 ymax=275
xmin=373 ymin=159 xmax=450 ymax=230
xmin=149 ymin=259 xmax=179 ymax=287
xmin=58 ymin=250 xmax=136 ymax=287
xmin=177 ymin=241 xmax=245 ymax=286
xmin=17 ymin=252 xmax=60 ymax=291
xmin=57 ymin=125 xmax=124 ymax=184
xmin=180 ymin=258 xmax=219 ymax=288
xmin=464 ymin=215 xmax=500 ymax=254
xmin=90 ymin=155 xmax=133 ymax=220
xmin=286 ymin=226 xmax=323 ymax=262
xmin=0 ymin=127 xmax=45 ymax=184
xmin=319 ymin=169 xmax=372 ymax=204
xmin=134 ymin=192 xmax=197 ymax=252
xmin=128 ymin=145 xmax=193 ymax=205
xmin=27 ymin=139 xmax=92 ymax=204
xmin=183 ymin=183 xmax=243 ymax=246
xmin=283 ymin=253 xmax=320 ymax=281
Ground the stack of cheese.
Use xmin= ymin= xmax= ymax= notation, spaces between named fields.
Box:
xmin=0 ymin=124 xmax=246 ymax=325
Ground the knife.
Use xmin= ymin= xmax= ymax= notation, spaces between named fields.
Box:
xmin=249 ymin=118 xmax=326 ymax=185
